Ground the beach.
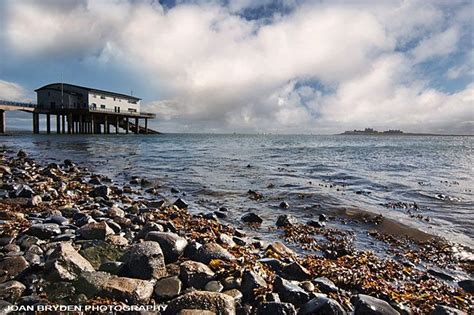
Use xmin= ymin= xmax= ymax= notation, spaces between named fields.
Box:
xmin=0 ymin=137 xmax=473 ymax=314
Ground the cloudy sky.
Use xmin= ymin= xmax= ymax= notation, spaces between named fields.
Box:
xmin=0 ymin=0 xmax=472 ymax=134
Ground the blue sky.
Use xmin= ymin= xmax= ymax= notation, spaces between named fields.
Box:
xmin=0 ymin=0 xmax=473 ymax=134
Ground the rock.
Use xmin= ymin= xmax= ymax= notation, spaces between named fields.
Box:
xmin=120 ymin=241 xmax=167 ymax=280
xmin=27 ymin=195 xmax=42 ymax=207
xmin=354 ymin=294 xmax=400 ymax=315
xmin=107 ymin=206 xmax=125 ymax=218
xmin=458 ymin=279 xmax=474 ymax=294
xmin=26 ymin=223 xmax=61 ymax=240
xmin=89 ymin=185 xmax=110 ymax=199
xmin=171 ymin=187 xmax=180 ymax=193
xmin=222 ymin=277 xmax=241 ymax=290
xmin=145 ymin=232 xmax=188 ymax=263
xmin=214 ymin=211 xmax=227 ymax=219
xmin=180 ymin=260 xmax=215 ymax=289
xmin=430 ymin=305 xmax=467 ymax=315
xmin=307 ymin=220 xmax=326 ymax=228
xmin=106 ymin=221 xmax=122 ymax=234
xmin=319 ymin=214 xmax=327 ymax=222
xmin=241 ymin=270 xmax=267 ymax=300
xmin=266 ymin=241 xmax=296 ymax=258
xmin=154 ymin=276 xmax=182 ymax=300
xmin=44 ymin=242 xmax=95 ymax=281
xmin=279 ymin=201 xmax=290 ymax=209
xmin=283 ymin=262 xmax=311 ymax=281
xmin=99 ymin=261 xmax=123 ymax=275
xmin=299 ymin=294 xmax=347 ymax=315
xmin=223 ymin=289 xmax=243 ymax=302
xmin=0 ymin=281 xmax=26 ymax=303
xmin=313 ymin=277 xmax=338 ymax=293
xmin=259 ymin=258 xmax=285 ymax=274
xmin=79 ymin=221 xmax=114 ymax=240
xmin=178 ymin=310 xmax=215 ymax=315
xmin=174 ymin=198 xmax=188 ymax=209
xmin=79 ymin=241 xmax=124 ymax=269
xmin=273 ymin=276 xmax=310 ymax=306
xmin=257 ymin=302 xmax=296 ymax=315
xmin=427 ymin=268 xmax=455 ymax=281
xmin=0 ymin=256 xmax=29 ymax=283
xmin=136 ymin=222 xmax=165 ymax=239
xmin=165 ymin=291 xmax=235 ymax=315
xmin=205 ymin=280 xmax=224 ymax=292
xmin=15 ymin=185 xmax=34 ymax=198
xmin=276 ymin=214 xmax=298 ymax=227
xmin=241 ymin=212 xmax=262 ymax=224
xmin=44 ymin=215 xmax=68 ymax=226
xmin=0 ymin=300 xmax=11 ymax=314
xmin=194 ymin=243 xmax=235 ymax=264
xmin=17 ymin=150 xmax=28 ymax=158
xmin=219 ymin=234 xmax=236 ymax=247
xmin=75 ymin=271 xmax=154 ymax=303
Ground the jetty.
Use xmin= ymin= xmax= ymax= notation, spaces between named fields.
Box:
xmin=0 ymin=83 xmax=158 ymax=134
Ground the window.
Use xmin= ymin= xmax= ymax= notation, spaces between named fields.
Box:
xmin=113 ymin=97 xmax=116 ymax=101
xmin=128 ymin=108 xmax=137 ymax=112
xmin=100 ymin=105 xmax=106 ymax=109
xmin=114 ymin=106 xmax=120 ymax=113
xmin=91 ymin=103 xmax=97 ymax=108
xmin=100 ymin=95 xmax=106 ymax=99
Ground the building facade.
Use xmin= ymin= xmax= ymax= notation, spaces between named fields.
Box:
xmin=35 ymin=83 xmax=141 ymax=114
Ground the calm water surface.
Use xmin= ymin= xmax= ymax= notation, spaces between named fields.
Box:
xmin=2 ymin=133 xmax=473 ymax=250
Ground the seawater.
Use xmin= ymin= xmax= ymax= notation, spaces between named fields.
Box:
xmin=2 ymin=133 xmax=473 ymax=250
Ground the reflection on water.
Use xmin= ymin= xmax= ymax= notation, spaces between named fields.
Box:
xmin=2 ymin=133 xmax=473 ymax=248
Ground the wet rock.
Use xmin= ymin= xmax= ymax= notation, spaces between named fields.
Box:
xmin=307 ymin=220 xmax=326 ymax=228
xmin=0 ymin=281 xmax=26 ymax=303
xmin=75 ymin=271 xmax=154 ymax=303
xmin=145 ymin=231 xmax=188 ymax=263
xmin=154 ymin=276 xmax=182 ymax=300
xmin=27 ymin=195 xmax=42 ymax=207
xmin=165 ymin=291 xmax=236 ymax=315
xmin=427 ymin=268 xmax=455 ymax=281
xmin=194 ymin=243 xmax=235 ymax=264
xmin=79 ymin=241 xmax=124 ymax=269
xmin=17 ymin=150 xmax=28 ymax=158
xmin=180 ymin=260 xmax=215 ymax=289
xmin=273 ymin=276 xmax=310 ymax=306
xmin=319 ymin=214 xmax=328 ymax=222
xmin=276 ymin=214 xmax=298 ymax=227
xmin=257 ymin=302 xmax=296 ymax=315
xmin=241 ymin=212 xmax=263 ymax=224
xmin=313 ymin=277 xmax=338 ymax=293
xmin=219 ymin=234 xmax=236 ymax=247
xmin=99 ymin=261 xmax=123 ymax=275
xmin=26 ymin=223 xmax=61 ymax=240
xmin=44 ymin=242 xmax=94 ymax=281
xmin=279 ymin=201 xmax=290 ymax=209
xmin=44 ymin=215 xmax=68 ymax=226
xmin=429 ymin=305 xmax=467 ymax=315
xmin=120 ymin=241 xmax=167 ymax=280
xmin=458 ymin=279 xmax=474 ymax=294
xmin=266 ymin=241 xmax=296 ymax=258
xmin=241 ymin=270 xmax=267 ymax=300
xmin=0 ymin=256 xmax=29 ymax=283
xmin=79 ymin=221 xmax=114 ymax=240
xmin=259 ymin=258 xmax=285 ymax=274
xmin=89 ymin=185 xmax=110 ymax=199
xmin=353 ymin=294 xmax=400 ymax=315
xmin=174 ymin=198 xmax=188 ymax=209
xmin=299 ymin=294 xmax=347 ymax=315
xmin=205 ymin=280 xmax=224 ymax=292
xmin=15 ymin=185 xmax=34 ymax=198
xmin=283 ymin=262 xmax=311 ymax=281
xmin=171 ymin=187 xmax=180 ymax=194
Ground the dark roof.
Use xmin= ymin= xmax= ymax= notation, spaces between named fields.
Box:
xmin=35 ymin=83 xmax=141 ymax=101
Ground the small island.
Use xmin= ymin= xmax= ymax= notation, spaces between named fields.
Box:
xmin=342 ymin=128 xmax=404 ymax=135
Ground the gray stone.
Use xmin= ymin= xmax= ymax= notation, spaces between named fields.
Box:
xmin=120 ymin=241 xmax=167 ymax=280
xmin=26 ymin=223 xmax=61 ymax=239
xmin=154 ymin=276 xmax=182 ymax=300
xmin=180 ymin=260 xmax=215 ymax=289
xmin=354 ymin=294 xmax=400 ymax=315
xmin=241 ymin=212 xmax=262 ymax=224
xmin=257 ymin=302 xmax=296 ymax=315
xmin=299 ymin=294 xmax=347 ymax=315
xmin=89 ymin=185 xmax=110 ymax=199
xmin=44 ymin=215 xmax=68 ymax=226
xmin=145 ymin=231 xmax=188 ymax=263
xmin=205 ymin=280 xmax=223 ymax=292
xmin=276 ymin=214 xmax=298 ymax=227
xmin=136 ymin=222 xmax=165 ymax=239
xmin=44 ymin=242 xmax=94 ymax=281
xmin=174 ymin=198 xmax=188 ymax=209
xmin=273 ymin=276 xmax=310 ymax=306
xmin=430 ymin=305 xmax=467 ymax=315
xmin=75 ymin=271 xmax=154 ymax=303
xmin=0 ymin=281 xmax=26 ymax=303
xmin=241 ymin=270 xmax=267 ymax=300
xmin=458 ymin=279 xmax=474 ymax=294
xmin=279 ymin=201 xmax=290 ymax=209
xmin=283 ymin=262 xmax=311 ymax=281
xmin=79 ymin=241 xmax=124 ymax=269
xmin=15 ymin=185 xmax=34 ymax=198
xmin=194 ymin=243 xmax=235 ymax=264
xmin=223 ymin=289 xmax=243 ymax=302
xmin=313 ymin=277 xmax=338 ymax=293
xmin=79 ymin=221 xmax=114 ymax=240
xmin=0 ymin=256 xmax=29 ymax=283
xmin=165 ymin=291 xmax=236 ymax=315
xmin=27 ymin=195 xmax=42 ymax=207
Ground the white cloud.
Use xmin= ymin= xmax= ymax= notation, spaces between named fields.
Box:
xmin=1 ymin=0 xmax=473 ymax=134
xmin=0 ymin=80 xmax=30 ymax=102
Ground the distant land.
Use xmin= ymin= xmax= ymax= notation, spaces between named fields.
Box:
xmin=340 ymin=128 xmax=472 ymax=136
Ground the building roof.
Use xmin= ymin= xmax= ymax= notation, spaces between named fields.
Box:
xmin=35 ymin=83 xmax=141 ymax=101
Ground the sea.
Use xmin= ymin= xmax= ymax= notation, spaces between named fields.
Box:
xmin=1 ymin=133 xmax=473 ymax=252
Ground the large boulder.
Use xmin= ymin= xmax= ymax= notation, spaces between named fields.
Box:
xmin=120 ymin=241 xmax=167 ymax=280
xmin=0 ymin=281 xmax=26 ymax=303
xmin=165 ymin=291 xmax=236 ymax=315
xmin=79 ymin=222 xmax=114 ymax=240
xmin=273 ymin=276 xmax=310 ymax=306
xmin=0 ymin=256 xmax=29 ymax=283
xmin=145 ymin=232 xmax=188 ymax=263
xmin=75 ymin=271 xmax=154 ymax=303
xmin=79 ymin=241 xmax=125 ymax=269
xmin=44 ymin=242 xmax=95 ymax=281
xmin=353 ymin=294 xmax=400 ymax=315
xmin=194 ymin=243 xmax=235 ymax=264
xmin=299 ymin=295 xmax=347 ymax=315
xmin=179 ymin=260 xmax=215 ymax=289
xmin=26 ymin=223 xmax=62 ymax=239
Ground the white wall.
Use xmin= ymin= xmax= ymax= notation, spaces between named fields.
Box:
xmin=88 ymin=92 xmax=140 ymax=113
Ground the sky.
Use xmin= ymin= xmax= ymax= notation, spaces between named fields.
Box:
xmin=0 ymin=0 xmax=473 ymax=134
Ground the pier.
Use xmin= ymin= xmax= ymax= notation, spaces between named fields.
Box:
xmin=0 ymin=83 xmax=158 ymax=134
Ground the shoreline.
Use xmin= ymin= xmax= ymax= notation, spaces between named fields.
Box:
xmin=0 ymin=148 xmax=472 ymax=314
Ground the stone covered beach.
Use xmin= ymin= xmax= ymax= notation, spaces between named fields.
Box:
xmin=0 ymin=148 xmax=472 ymax=314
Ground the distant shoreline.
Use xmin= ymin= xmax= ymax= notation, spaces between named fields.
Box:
xmin=338 ymin=132 xmax=473 ymax=137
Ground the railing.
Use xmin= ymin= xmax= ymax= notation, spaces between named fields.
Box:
xmin=0 ymin=100 xmax=36 ymax=108
xmin=89 ymin=106 xmax=155 ymax=118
